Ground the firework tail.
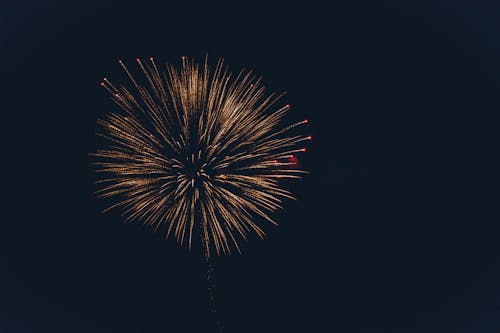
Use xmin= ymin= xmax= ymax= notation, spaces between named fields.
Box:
xmin=201 ymin=220 xmax=224 ymax=332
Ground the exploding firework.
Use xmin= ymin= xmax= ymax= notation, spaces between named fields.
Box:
xmin=94 ymin=56 xmax=309 ymax=256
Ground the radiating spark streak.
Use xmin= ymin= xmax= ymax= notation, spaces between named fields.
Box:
xmin=93 ymin=57 xmax=309 ymax=255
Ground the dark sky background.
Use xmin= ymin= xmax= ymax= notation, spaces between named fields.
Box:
xmin=1 ymin=1 xmax=496 ymax=332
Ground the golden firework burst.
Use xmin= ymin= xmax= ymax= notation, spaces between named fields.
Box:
xmin=94 ymin=56 xmax=309 ymax=256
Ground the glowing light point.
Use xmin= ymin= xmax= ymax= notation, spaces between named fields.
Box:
xmin=100 ymin=82 xmax=105 ymax=86
xmin=181 ymin=55 xmax=186 ymax=60
xmin=304 ymin=119 xmax=308 ymax=123
xmin=286 ymin=104 xmax=291 ymax=108
xmin=302 ymin=148 xmax=307 ymax=152
xmin=307 ymin=136 xmax=312 ymax=140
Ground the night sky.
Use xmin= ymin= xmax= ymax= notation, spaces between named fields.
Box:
xmin=1 ymin=1 xmax=496 ymax=332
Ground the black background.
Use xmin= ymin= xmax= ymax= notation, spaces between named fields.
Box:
xmin=1 ymin=1 xmax=496 ymax=332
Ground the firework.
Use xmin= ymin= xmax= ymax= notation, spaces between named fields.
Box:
xmin=94 ymin=56 xmax=309 ymax=256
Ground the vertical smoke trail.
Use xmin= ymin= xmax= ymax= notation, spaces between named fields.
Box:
xmin=202 ymin=229 xmax=224 ymax=332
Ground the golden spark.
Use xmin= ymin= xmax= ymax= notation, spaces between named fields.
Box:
xmin=94 ymin=56 xmax=309 ymax=256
